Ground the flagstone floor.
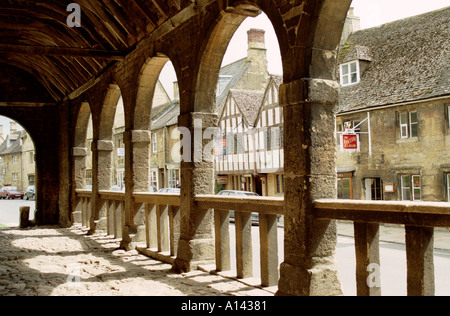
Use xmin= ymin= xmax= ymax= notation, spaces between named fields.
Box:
xmin=0 ymin=225 xmax=272 ymax=296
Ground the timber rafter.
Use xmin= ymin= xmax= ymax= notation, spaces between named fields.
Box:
xmin=0 ymin=0 xmax=189 ymax=102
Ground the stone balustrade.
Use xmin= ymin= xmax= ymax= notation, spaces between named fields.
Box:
xmin=74 ymin=189 xmax=450 ymax=296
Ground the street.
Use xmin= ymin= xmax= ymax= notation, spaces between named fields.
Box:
xmin=227 ymin=223 xmax=450 ymax=296
xmin=0 ymin=199 xmax=36 ymax=226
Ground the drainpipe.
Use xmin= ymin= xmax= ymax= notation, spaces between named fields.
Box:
xmin=368 ymin=111 xmax=372 ymax=156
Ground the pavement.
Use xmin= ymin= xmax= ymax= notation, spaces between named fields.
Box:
xmin=0 ymin=222 xmax=448 ymax=296
xmin=0 ymin=225 xmax=273 ymax=297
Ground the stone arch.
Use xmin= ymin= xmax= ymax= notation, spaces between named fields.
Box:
xmin=310 ymin=0 xmax=352 ymax=80
xmin=74 ymin=102 xmax=92 ymax=149
xmin=134 ymin=54 xmax=172 ymax=131
xmin=0 ymin=114 xmax=38 ymax=221
xmin=272 ymin=0 xmax=352 ymax=296
xmin=73 ymin=102 xmax=93 ymax=191
xmin=0 ymin=116 xmax=37 ymax=191
xmin=192 ymin=8 xmax=248 ymax=113
xmin=99 ymin=84 xmax=122 ymax=142
xmin=182 ymin=0 xmax=353 ymax=293
xmin=121 ymin=55 xmax=180 ymax=249
xmin=85 ymin=83 xmax=124 ymax=233
xmin=172 ymin=2 xmax=288 ymax=272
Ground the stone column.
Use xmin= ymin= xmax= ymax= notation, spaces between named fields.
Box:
xmin=405 ymin=226 xmax=435 ymax=296
xmin=89 ymin=139 xmax=113 ymax=234
xmin=172 ymin=112 xmax=217 ymax=273
xmin=276 ymin=78 xmax=342 ymax=296
xmin=72 ymin=146 xmax=87 ymax=224
xmin=120 ymin=130 xmax=151 ymax=250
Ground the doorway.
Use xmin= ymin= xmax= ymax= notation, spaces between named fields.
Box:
xmin=337 ymin=172 xmax=353 ymax=199
xmin=365 ymin=178 xmax=383 ymax=200
xmin=255 ymin=176 xmax=263 ymax=196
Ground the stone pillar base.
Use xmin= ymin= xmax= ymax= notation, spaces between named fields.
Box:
xmin=172 ymin=238 xmax=215 ymax=273
xmin=88 ymin=216 xmax=107 ymax=235
xmin=276 ymin=258 xmax=342 ymax=296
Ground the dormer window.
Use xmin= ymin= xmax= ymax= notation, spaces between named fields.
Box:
xmin=340 ymin=61 xmax=360 ymax=86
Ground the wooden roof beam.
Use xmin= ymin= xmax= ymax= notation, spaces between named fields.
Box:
xmin=0 ymin=44 xmax=125 ymax=60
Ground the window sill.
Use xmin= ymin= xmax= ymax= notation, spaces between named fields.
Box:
xmin=340 ymin=82 xmax=360 ymax=88
xmin=396 ymin=137 xmax=418 ymax=144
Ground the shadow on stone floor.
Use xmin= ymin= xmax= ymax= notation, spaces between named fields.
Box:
xmin=0 ymin=225 xmax=272 ymax=296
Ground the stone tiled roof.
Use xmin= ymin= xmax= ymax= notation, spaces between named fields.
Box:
xmin=152 ymin=52 xmax=278 ymax=130
xmin=151 ymin=101 xmax=179 ymax=130
xmin=338 ymin=7 xmax=450 ymax=114
xmin=230 ymin=89 xmax=265 ymax=127
xmin=215 ymin=58 xmax=250 ymax=112
xmin=0 ymin=131 xmax=26 ymax=156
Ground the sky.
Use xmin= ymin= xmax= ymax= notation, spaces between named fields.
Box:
xmin=0 ymin=116 xmax=23 ymax=137
xmin=1 ymin=1 xmax=448 ymax=133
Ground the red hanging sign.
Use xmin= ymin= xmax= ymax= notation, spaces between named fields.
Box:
xmin=342 ymin=134 xmax=358 ymax=150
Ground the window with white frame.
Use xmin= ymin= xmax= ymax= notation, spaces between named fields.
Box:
xmin=275 ymin=174 xmax=285 ymax=194
xmin=86 ymin=170 xmax=92 ymax=187
xmin=336 ymin=123 xmax=343 ymax=146
xmin=116 ymin=170 xmax=125 ymax=190
xmin=401 ymin=175 xmax=421 ymax=201
xmin=447 ymin=105 xmax=450 ymax=131
xmin=273 ymin=126 xmax=283 ymax=149
xmin=150 ymin=170 xmax=158 ymax=191
xmin=340 ymin=61 xmax=360 ymax=86
xmin=265 ymin=128 xmax=271 ymax=150
xmin=234 ymin=134 xmax=245 ymax=154
xmin=399 ymin=111 xmax=418 ymax=139
xmin=168 ymin=168 xmax=180 ymax=188
xmin=152 ymin=133 xmax=157 ymax=153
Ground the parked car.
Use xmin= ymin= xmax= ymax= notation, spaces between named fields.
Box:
xmin=157 ymin=188 xmax=180 ymax=194
xmin=216 ymin=190 xmax=260 ymax=224
xmin=216 ymin=190 xmax=259 ymax=197
xmin=25 ymin=185 xmax=36 ymax=200
xmin=110 ymin=185 xmax=125 ymax=192
xmin=0 ymin=186 xmax=24 ymax=199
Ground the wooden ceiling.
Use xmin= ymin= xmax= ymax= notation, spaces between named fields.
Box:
xmin=0 ymin=0 xmax=187 ymax=101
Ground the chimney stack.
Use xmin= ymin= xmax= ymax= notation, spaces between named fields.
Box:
xmin=10 ymin=122 xmax=17 ymax=133
xmin=245 ymin=29 xmax=269 ymax=90
xmin=247 ymin=28 xmax=266 ymax=49
xmin=340 ymin=7 xmax=361 ymax=45
xmin=173 ymin=81 xmax=179 ymax=101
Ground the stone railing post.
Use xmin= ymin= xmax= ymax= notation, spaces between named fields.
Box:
xmin=132 ymin=130 xmax=153 ymax=239
xmin=405 ymin=225 xmax=435 ymax=296
xmin=72 ymin=146 xmax=87 ymax=224
xmin=276 ymin=78 xmax=342 ymax=296
xmin=172 ymin=112 xmax=217 ymax=272
xmin=89 ymin=139 xmax=113 ymax=234
xmin=120 ymin=130 xmax=152 ymax=250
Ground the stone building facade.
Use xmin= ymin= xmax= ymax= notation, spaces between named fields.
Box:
xmin=214 ymin=29 xmax=285 ymax=197
xmin=149 ymin=99 xmax=181 ymax=190
xmin=0 ymin=123 xmax=36 ymax=191
xmin=336 ymin=7 xmax=450 ymax=202
xmin=146 ymin=29 xmax=287 ymax=195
